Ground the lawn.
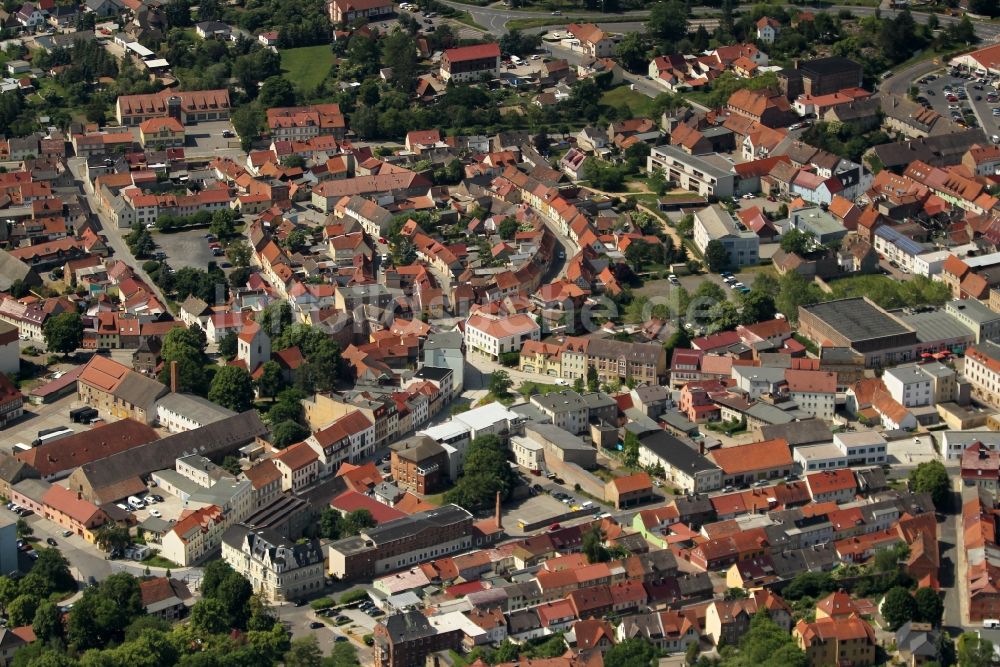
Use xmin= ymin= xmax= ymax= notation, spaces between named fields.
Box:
xmin=141 ymin=554 xmax=180 ymax=569
xmin=600 ymin=85 xmax=657 ymax=117
xmin=281 ymin=45 xmax=336 ymax=91
xmin=518 ymin=380 xmax=568 ymax=397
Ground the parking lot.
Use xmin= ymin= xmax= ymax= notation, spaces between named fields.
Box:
xmin=0 ymin=393 xmax=87 ymax=456
xmin=502 ymin=491 xmax=583 ymax=536
xmin=887 ymin=434 xmax=939 ymax=467
xmin=914 ymin=68 xmax=1000 ymax=140
xmin=181 ymin=120 xmax=242 ymax=155
xmin=153 ymin=228 xmax=227 ymax=274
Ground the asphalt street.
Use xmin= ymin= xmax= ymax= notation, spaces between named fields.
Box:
xmin=65 ymin=157 xmax=170 ymax=307
xmin=441 ymin=0 xmax=1000 ymax=40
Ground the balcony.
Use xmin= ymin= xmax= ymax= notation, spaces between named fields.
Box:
xmin=416 ymin=463 xmax=439 ymax=476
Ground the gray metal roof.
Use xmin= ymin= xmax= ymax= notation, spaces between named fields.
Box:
xmin=157 ymin=393 xmax=236 ymax=426
xmin=801 ymin=298 xmax=913 ymax=343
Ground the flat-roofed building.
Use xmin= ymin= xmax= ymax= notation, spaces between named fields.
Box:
xmin=327 ymin=504 xmax=474 ymax=580
xmin=693 ymin=204 xmax=759 ymax=267
xmin=946 ymin=298 xmax=1000 ymax=344
xmin=797 ymin=297 xmax=919 ymax=368
xmin=647 ymin=145 xmax=737 ymax=198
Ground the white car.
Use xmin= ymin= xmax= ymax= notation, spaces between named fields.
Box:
xmin=742 ymin=193 xmax=754 ymax=199
xmin=555 ymin=379 xmax=568 ymax=386
xmin=149 ymin=509 xmax=162 ymax=518
xmin=668 ymin=274 xmax=679 ymax=285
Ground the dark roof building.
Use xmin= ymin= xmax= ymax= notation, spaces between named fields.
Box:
xmin=66 ymin=411 xmax=267 ymax=504
xmin=797 ymin=297 xmax=922 ymax=367
xmin=328 ymin=504 xmax=474 ymax=580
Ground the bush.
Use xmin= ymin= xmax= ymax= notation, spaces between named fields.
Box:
xmin=309 ymin=597 xmax=334 ymax=610
xmin=499 ymin=352 xmax=520 ymax=367
xmin=339 ymin=589 xmax=369 ymax=605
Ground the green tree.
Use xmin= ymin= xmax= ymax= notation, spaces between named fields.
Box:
xmin=882 ymin=586 xmax=917 ymax=630
xmin=43 ymin=312 xmax=83 ymax=355
xmin=271 ymin=420 xmax=309 ymax=448
xmin=704 ymin=240 xmax=730 ymax=273
xmin=32 ymin=601 xmax=65 ymax=645
xmin=7 ymin=594 xmax=39 ymax=627
xmin=94 ymin=524 xmax=130 ymax=553
xmin=328 ymin=641 xmax=361 ymax=667
xmin=199 ymin=560 xmax=235 ymax=600
xmin=913 ymin=587 xmax=943 ymax=626
xmin=258 ymin=76 xmax=296 ymax=109
xmin=218 ymin=332 xmax=238 ymax=361
xmin=209 ymin=209 xmax=238 ymax=239
xmin=775 ymin=272 xmax=824 ymax=323
xmin=604 ymin=637 xmax=659 ymax=667
xmin=214 ymin=570 xmax=253 ymax=630
xmin=740 ymin=291 xmax=777 ymax=325
xmin=780 ymin=229 xmax=814 ymax=255
xmin=622 ymin=430 xmax=640 ymax=468
xmin=208 ymin=366 xmax=254 ymax=413
xmin=319 ymin=507 xmax=343 ymax=539
xmin=908 ymin=460 xmax=950 ymax=510
xmin=723 ymin=611 xmax=807 ymax=667
xmin=443 ymin=435 xmax=517 ymax=511
xmin=342 ymin=509 xmax=376 ymax=535
xmin=15 ymin=518 xmax=31 ymax=538
xmin=190 ymin=597 xmax=231 ymax=634
xmin=647 ymin=0 xmax=690 ymax=45
xmin=284 ymin=635 xmax=323 ymax=667
xmin=256 ymin=361 xmax=284 ymax=399
xmin=616 ymin=32 xmax=648 ymax=73
xmin=31 ymin=549 xmax=75 ymax=595
xmin=382 ymin=30 xmax=418 ymax=93
xmin=498 ymin=217 xmax=519 ymax=240
xmin=582 ymin=524 xmax=610 ymax=564
xmin=752 ymin=271 xmax=780 ymax=298
xmin=958 ymin=632 xmax=993 ymax=667
xmin=489 ymin=369 xmax=513 ymax=398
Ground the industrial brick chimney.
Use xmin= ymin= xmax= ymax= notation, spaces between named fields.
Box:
xmin=495 ymin=491 xmax=502 ymax=531
xmin=170 ymin=360 xmax=178 ymax=393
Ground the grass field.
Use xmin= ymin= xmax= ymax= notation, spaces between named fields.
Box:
xmin=600 ymin=85 xmax=656 ymax=117
xmin=281 ymin=45 xmax=336 ymax=91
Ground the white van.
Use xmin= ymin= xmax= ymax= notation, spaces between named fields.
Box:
xmin=127 ymin=495 xmax=144 ymax=509
xmin=984 ymin=619 xmax=1000 ymax=628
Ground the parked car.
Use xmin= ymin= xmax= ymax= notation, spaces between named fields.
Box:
xmin=309 ymin=621 xmax=324 ymax=629
xmin=46 ymin=538 xmax=57 ymax=546
xmin=62 ymin=530 xmax=72 ymax=537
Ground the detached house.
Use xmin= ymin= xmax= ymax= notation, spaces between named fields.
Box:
xmin=756 ymin=17 xmax=780 ymax=43
xmin=567 ymin=23 xmax=617 ymax=58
